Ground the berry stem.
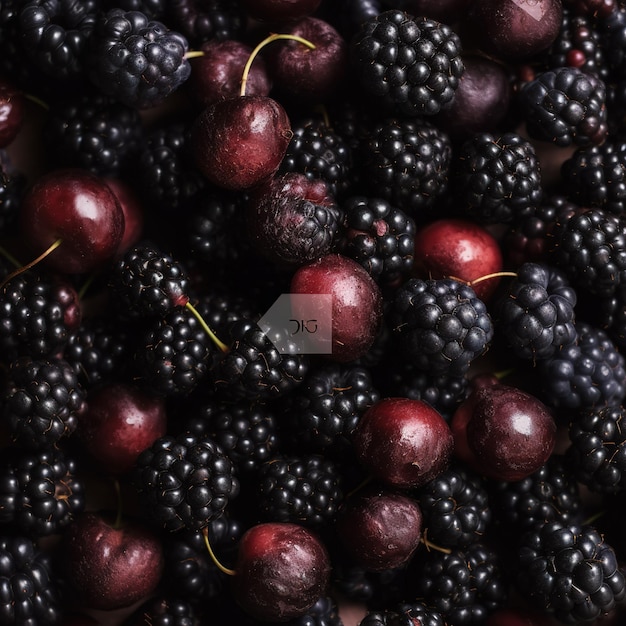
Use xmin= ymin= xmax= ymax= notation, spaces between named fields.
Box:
xmin=420 ymin=528 xmax=452 ymax=554
xmin=184 ymin=301 xmax=230 ymax=353
xmin=470 ymin=271 xmax=517 ymax=286
xmin=184 ymin=50 xmax=205 ymax=60
xmin=240 ymin=33 xmax=316 ymax=97
xmin=0 ymin=238 xmax=62 ymax=290
xmin=202 ymin=526 xmax=236 ymax=576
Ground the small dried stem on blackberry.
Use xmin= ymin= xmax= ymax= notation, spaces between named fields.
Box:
xmin=202 ymin=525 xmax=236 ymax=576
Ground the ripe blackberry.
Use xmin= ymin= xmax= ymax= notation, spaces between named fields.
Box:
xmin=2 ymin=356 xmax=85 ymax=450
xmin=109 ymin=241 xmax=190 ymax=319
xmin=123 ymin=596 xmax=197 ymax=626
xmin=493 ymin=262 xmax=578 ymax=361
xmin=133 ymin=432 xmax=239 ymax=532
xmin=42 ymin=90 xmax=143 ymax=176
xmin=193 ymin=289 xmax=259 ymax=340
xmin=565 ymin=405 xmax=626 ymax=494
xmin=279 ymin=117 xmax=354 ymax=199
xmin=488 ymin=454 xmax=582 ymax=532
xmin=415 ymin=463 xmax=491 ymax=550
xmin=255 ymin=453 xmax=344 ymax=530
xmin=336 ymin=195 xmax=415 ymax=287
xmin=395 ymin=602 xmax=447 ymax=626
xmin=0 ymin=270 xmax=81 ymax=362
xmin=560 ymin=135 xmax=626 ymax=214
xmin=279 ymin=362 xmax=380 ymax=458
xmin=16 ymin=0 xmax=98 ymax=80
xmin=547 ymin=206 xmax=626 ymax=297
xmin=317 ymin=0 xmax=382 ymax=42
xmin=389 ymin=277 xmax=494 ymax=378
xmin=359 ymin=116 xmax=452 ymax=219
xmin=211 ymin=318 xmax=309 ymax=401
xmin=86 ymin=8 xmax=191 ymax=109
xmin=0 ymin=535 xmax=61 ymax=625
xmin=0 ymin=445 xmax=85 ymax=537
xmin=451 ymin=132 xmax=542 ymax=224
xmin=410 ymin=541 xmax=508 ymax=625
xmin=518 ymin=66 xmax=608 ymax=147
xmin=350 ymin=9 xmax=464 ymax=117
xmin=132 ymin=306 xmax=214 ymax=397
xmin=517 ymin=521 xmax=626 ymax=623
xmin=180 ymin=397 xmax=279 ymax=474
xmin=538 ymin=321 xmax=626 ymax=410
xmin=358 ymin=610 xmax=414 ymax=626
xmin=598 ymin=5 xmax=626 ymax=80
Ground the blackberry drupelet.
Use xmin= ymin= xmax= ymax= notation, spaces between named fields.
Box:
xmin=336 ymin=195 xmax=415 ymax=286
xmin=415 ymin=463 xmax=491 ymax=550
xmin=109 ymin=241 xmax=190 ymax=319
xmin=517 ymin=521 xmax=626 ymax=623
xmin=193 ymin=289 xmax=259 ymax=340
xmin=279 ymin=117 xmax=354 ymax=199
xmin=279 ymin=361 xmax=380 ymax=458
xmin=538 ymin=321 xmax=626 ymax=410
xmin=123 ymin=596 xmax=197 ymax=626
xmin=0 ymin=535 xmax=61 ymax=625
xmin=211 ymin=318 xmax=309 ymax=401
xmin=518 ymin=66 xmax=608 ymax=147
xmin=451 ymin=132 xmax=542 ymax=224
xmin=2 ymin=357 xmax=85 ymax=450
xmin=281 ymin=594 xmax=344 ymax=626
xmin=86 ymin=8 xmax=191 ymax=109
xmin=132 ymin=306 xmax=214 ymax=397
xmin=560 ymin=136 xmax=626 ymax=214
xmin=256 ymin=453 xmax=344 ymax=530
xmin=359 ymin=116 xmax=452 ymax=219
xmin=493 ymin=262 xmax=578 ymax=361
xmin=181 ymin=397 xmax=279 ymax=474
xmin=0 ymin=270 xmax=81 ymax=362
xmin=43 ymin=90 xmax=143 ymax=176
xmin=410 ymin=541 xmax=508 ymax=625
xmin=350 ymin=9 xmax=464 ymax=117
xmin=395 ymin=602 xmax=447 ymax=626
xmin=17 ymin=0 xmax=98 ymax=81
xmin=488 ymin=454 xmax=582 ymax=532
xmin=389 ymin=277 xmax=494 ymax=378
xmin=358 ymin=610 xmax=414 ymax=626
xmin=0 ymin=445 xmax=85 ymax=537
xmin=133 ymin=432 xmax=239 ymax=532
xmin=565 ymin=404 xmax=626 ymax=494
xmin=547 ymin=206 xmax=626 ymax=297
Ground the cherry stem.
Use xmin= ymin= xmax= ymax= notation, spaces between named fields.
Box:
xmin=78 ymin=273 xmax=97 ymax=300
xmin=494 ymin=368 xmax=515 ymax=380
xmin=184 ymin=50 xmax=205 ymax=60
xmin=202 ymin=526 xmax=236 ymax=576
xmin=420 ymin=528 xmax=452 ymax=554
xmin=184 ymin=301 xmax=230 ymax=354
xmin=0 ymin=238 xmax=62 ymax=291
xmin=469 ymin=271 xmax=517 ymax=286
xmin=0 ymin=244 xmax=22 ymax=269
xmin=23 ymin=91 xmax=50 ymax=112
xmin=240 ymin=33 xmax=316 ymax=97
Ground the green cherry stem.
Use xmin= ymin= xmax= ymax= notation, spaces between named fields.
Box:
xmin=0 ymin=238 xmax=62 ymax=291
xmin=469 ymin=271 xmax=517 ymax=286
xmin=240 ymin=33 xmax=316 ymax=97
xmin=184 ymin=50 xmax=205 ymax=61
xmin=202 ymin=526 xmax=236 ymax=576
xmin=184 ymin=301 xmax=230 ymax=354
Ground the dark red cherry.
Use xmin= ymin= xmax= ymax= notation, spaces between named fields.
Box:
xmin=0 ymin=80 xmax=24 ymax=148
xmin=104 ymin=177 xmax=145 ymax=257
xmin=240 ymin=0 xmax=322 ymax=22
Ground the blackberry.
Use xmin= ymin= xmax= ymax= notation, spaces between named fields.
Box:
xmin=317 ymin=0 xmax=383 ymax=42
xmin=395 ymin=602 xmax=447 ymax=626
xmin=488 ymin=454 xmax=582 ymax=532
xmin=123 ymin=596 xmax=197 ymax=626
xmin=493 ymin=262 xmax=578 ymax=361
xmin=133 ymin=432 xmax=239 ymax=532
xmin=560 ymin=135 xmax=626 ymax=214
xmin=359 ymin=116 xmax=452 ymax=218
xmin=0 ymin=445 xmax=85 ymax=537
xmin=180 ymin=397 xmax=279 ymax=474
xmin=211 ymin=318 xmax=309 ymax=401
xmin=279 ymin=362 xmax=380 ymax=458
xmin=336 ymin=195 xmax=415 ymax=286
xmin=193 ymin=289 xmax=259 ymax=340
xmin=2 ymin=356 xmax=85 ymax=450
xmin=109 ymin=241 xmax=190 ymax=319
xmin=42 ymin=90 xmax=143 ymax=176
xmin=389 ymin=277 xmax=494 ymax=378
xmin=255 ymin=454 xmax=344 ymax=530
xmin=279 ymin=117 xmax=354 ymax=199
xmin=415 ymin=463 xmax=491 ymax=550
xmin=0 ymin=535 xmax=61 ymax=626
xmin=16 ymin=0 xmax=98 ymax=81
xmin=451 ymin=132 xmax=542 ymax=224
xmin=565 ymin=404 xmax=626 ymax=494
xmin=598 ymin=5 xmax=626 ymax=80
xmin=86 ymin=8 xmax=191 ymax=109
xmin=358 ymin=610 xmax=414 ymax=626
xmin=538 ymin=321 xmax=626 ymax=410
xmin=132 ymin=306 xmax=214 ymax=397
xmin=281 ymin=595 xmax=343 ymax=626
xmin=410 ymin=541 xmax=508 ymax=625
xmin=0 ymin=270 xmax=81 ymax=362
xmin=350 ymin=9 xmax=464 ymax=117
xmin=518 ymin=66 xmax=608 ymax=147
xmin=547 ymin=206 xmax=626 ymax=297
xmin=103 ymin=0 xmax=167 ymax=21
xmin=517 ymin=521 xmax=626 ymax=623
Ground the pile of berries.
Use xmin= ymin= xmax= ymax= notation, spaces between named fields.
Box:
xmin=2 ymin=1 xmax=626 ymax=625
